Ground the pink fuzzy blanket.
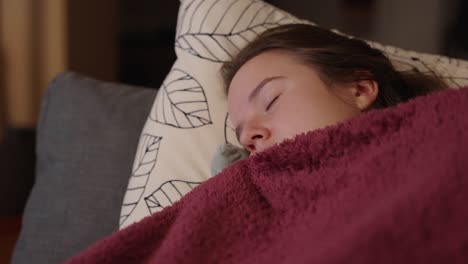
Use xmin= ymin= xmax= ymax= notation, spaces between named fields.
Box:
xmin=67 ymin=87 xmax=468 ymax=264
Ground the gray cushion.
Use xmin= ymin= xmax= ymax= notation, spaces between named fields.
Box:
xmin=12 ymin=72 xmax=157 ymax=264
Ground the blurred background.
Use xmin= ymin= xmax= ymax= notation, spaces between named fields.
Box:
xmin=0 ymin=0 xmax=467 ymax=262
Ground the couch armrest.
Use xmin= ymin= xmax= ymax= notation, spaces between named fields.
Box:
xmin=12 ymin=72 xmax=157 ymax=264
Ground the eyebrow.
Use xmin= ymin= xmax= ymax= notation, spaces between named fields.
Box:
xmin=235 ymin=76 xmax=285 ymax=141
xmin=248 ymin=76 xmax=285 ymax=102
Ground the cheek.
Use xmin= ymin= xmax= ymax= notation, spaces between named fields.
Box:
xmin=272 ymin=96 xmax=330 ymax=138
xmin=284 ymin=96 xmax=359 ymax=138
xmin=269 ymin=105 xmax=318 ymax=140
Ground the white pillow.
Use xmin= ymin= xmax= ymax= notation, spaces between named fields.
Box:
xmin=119 ymin=0 xmax=468 ymax=229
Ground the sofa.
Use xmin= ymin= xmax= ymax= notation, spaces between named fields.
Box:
xmin=11 ymin=0 xmax=468 ymax=262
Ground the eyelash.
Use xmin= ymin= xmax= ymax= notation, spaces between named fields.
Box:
xmin=266 ymin=95 xmax=280 ymax=111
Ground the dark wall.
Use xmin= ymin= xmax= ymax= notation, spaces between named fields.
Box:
xmin=0 ymin=129 xmax=35 ymax=216
xmin=118 ymin=0 xmax=179 ymax=88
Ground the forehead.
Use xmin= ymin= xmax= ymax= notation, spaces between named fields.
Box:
xmin=228 ymin=52 xmax=293 ymax=96
xmin=230 ymin=51 xmax=294 ymax=88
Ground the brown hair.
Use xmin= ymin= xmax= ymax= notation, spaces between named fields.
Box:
xmin=221 ymin=24 xmax=446 ymax=109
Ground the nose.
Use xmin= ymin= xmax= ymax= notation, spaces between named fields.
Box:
xmin=240 ymin=126 xmax=271 ymax=153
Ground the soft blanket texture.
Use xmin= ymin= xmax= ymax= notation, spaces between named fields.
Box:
xmin=67 ymin=87 xmax=468 ymax=264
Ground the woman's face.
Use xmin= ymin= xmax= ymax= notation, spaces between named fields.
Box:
xmin=227 ymin=51 xmax=372 ymax=153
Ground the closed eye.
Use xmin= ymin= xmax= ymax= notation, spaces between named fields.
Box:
xmin=266 ymin=95 xmax=280 ymax=111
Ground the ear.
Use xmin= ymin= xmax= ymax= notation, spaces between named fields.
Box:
xmin=352 ymin=80 xmax=378 ymax=111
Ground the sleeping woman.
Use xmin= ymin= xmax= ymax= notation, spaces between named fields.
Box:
xmin=212 ymin=23 xmax=447 ymax=172
xmin=68 ymin=23 xmax=468 ymax=263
